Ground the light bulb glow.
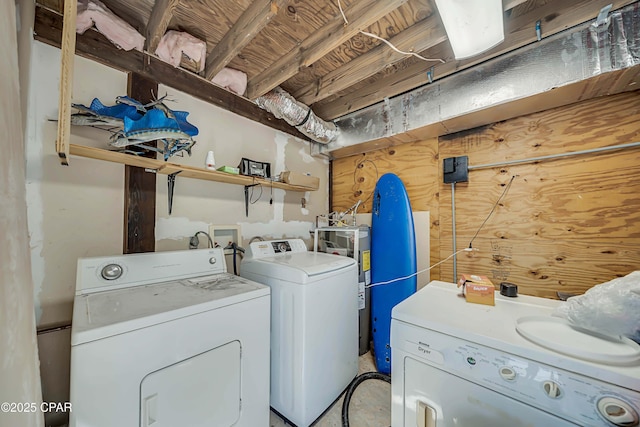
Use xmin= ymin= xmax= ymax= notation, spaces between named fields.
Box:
xmin=434 ymin=0 xmax=505 ymax=59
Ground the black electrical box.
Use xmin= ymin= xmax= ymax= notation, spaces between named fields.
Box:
xmin=238 ymin=158 xmax=271 ymax=178
xmin=443 ymin=156 xmax=469 ymax=183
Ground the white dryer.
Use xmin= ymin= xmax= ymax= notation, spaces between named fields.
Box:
xmin=241 ymin=239 xmax=358 ymax=427
xmin=391 ymin=281 xmax=640 ymax=427
xmin=70 ymin=248 xmax=270 ymax=427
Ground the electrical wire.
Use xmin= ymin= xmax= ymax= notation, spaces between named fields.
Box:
xmin=249 ymin=183 xmax=263 ymax=204
xmin=358 ymin=30 xmax=445 ymax=64
xmin=337 ymin=0 xmax=444 ymax=64
xmin=467 ymin=175 xmax=517 ymax=249
xmin=363 ymin=176 xmax=516 ymax=288
xmin=365 ymin=248 xmax=478 ymax=288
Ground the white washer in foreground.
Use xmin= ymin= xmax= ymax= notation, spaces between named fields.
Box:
xmin=241 ymin=239 xmax=359 ymax=427
xmin=391 ymin=281 xmax=640 ymax=427
xmin=70 ymin=248 xmax=270 ymax=427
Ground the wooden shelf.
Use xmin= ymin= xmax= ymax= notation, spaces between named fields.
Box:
xmin=69 ymin=144 xmax=318 ymax=192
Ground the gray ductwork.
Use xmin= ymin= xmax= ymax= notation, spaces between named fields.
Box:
xmin=255 ymin=86 xmax=338 ymax=144
xmin=330 ymin=3 xmax=640 ymax=156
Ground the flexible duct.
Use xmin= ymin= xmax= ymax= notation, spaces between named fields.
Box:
xmin=255 ymin=86 xmax=338 ymax=144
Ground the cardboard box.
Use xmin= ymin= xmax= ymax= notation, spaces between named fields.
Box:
xmin=281 ymin=171 xmax=319 ymax=190
xmin=458 ymin=274 xmax=495 ymax=306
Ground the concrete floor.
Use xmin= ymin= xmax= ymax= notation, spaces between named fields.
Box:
xmin=269 ymin=351 xmax=391 ymax=427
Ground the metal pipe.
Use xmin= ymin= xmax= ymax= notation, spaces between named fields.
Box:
xmin=469 ymin=142 xmax=640 ymax=171
xmin=451 ymin=182 xmax=457 ymax=280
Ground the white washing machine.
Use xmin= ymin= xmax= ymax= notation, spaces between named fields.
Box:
xmin=240 ymin=239 xmax=358 ymax=427
xmin=391 ymin=281 xmax=640 ymax=427
xmin=69 ymin=248 xmax=270 ymax=427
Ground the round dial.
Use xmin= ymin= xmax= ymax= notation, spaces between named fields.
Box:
xmin=598 ymin=397 xmax=639 ymax=426
xmin=277 ymin=242 xmax=288 ymax=252
xmin=499 ymin=366 xmax=516 ymax=381
xmin=209 ymin=256 xmax=217 ymax=264
xmin=101 ymin=263 xmax=123 ymax=281
xmin=542 ymin=380 xmax=562 ymax=399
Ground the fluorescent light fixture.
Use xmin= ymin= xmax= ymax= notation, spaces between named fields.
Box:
xmin=434 ymin=0 xmax=505 ymax=60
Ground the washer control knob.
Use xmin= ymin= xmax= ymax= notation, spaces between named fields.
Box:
xmin=598 ymin=397 xmax=639 ymax=426
xmin=542 ymin=381 xmax=562 ymax=399
xmin=499 ymin=366 xmax=516 ymax=381
xmin=209 ymin=257 xmax=217 ymax=265
xmin=101 ymin=264 xmax=123 ymax=281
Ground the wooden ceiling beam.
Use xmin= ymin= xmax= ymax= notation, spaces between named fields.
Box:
xmin=205 ymin=0 xmax=289 ymax=81
xmin=245 ymin=0 xmax=408 ymax=99
xmin=34 ymin=5 xmax=310 ymax=142
xmin=316 ymin=0 xmax=637 ymax=120
xmin=295 ymin=0 xmax=535 ymax=107
xmin=293 ymin=17 xmax=447 ymax=105
xmin=146 ymin=0 xmax=180 ymax=52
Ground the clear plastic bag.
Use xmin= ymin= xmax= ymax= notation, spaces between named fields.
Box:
xmin=554 ymin=271 xmax=640 ymax=344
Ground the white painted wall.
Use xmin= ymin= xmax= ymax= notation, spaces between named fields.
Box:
xmin=25 ymin=41 xmax=328 ymax=329
xmin=25 ymin=42 xmax=126 ymax=329
xmin=154 ymin=83 xmax=329 ymax=252
xmin=1 ymin=0 xmax=43 ymax=425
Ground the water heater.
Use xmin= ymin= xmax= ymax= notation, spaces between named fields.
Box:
xmin=314 ymin=225 xmax=371 ymax=355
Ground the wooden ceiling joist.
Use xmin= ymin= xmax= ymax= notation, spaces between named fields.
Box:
xmin=205 ymin=0 xmax=289 ymax=81
xmin=293 ymin=18 xmax=448 ymax=105
xmin=34 ymin=5 xmax=309 ymax=141
xmin=315 ymin=0 xmax=638 ymax=120
xmin=146 ymin=0 xmax=180 ymax=52
xmin=35 ymin=0 xmax=637 ymax=140
xmin=245 ymin=0 xmax=408 ymax=100
xmin=292 ymin=0 xmax=530 ymax=106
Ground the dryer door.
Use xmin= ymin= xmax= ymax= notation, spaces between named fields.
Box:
xmin=401 ymin=356 xmax=579 ymax=427
xmin=140 ymin=340 xmax=241 ymax=427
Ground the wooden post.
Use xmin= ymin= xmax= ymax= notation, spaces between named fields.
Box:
xmin=123 ymin=73 xmax=157 ymax=254
xmin=55 ymin=0 xmax=77 ymax=165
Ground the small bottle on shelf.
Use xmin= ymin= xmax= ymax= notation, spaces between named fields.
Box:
xmin=205 ymin=150 xmax=216 ymax=170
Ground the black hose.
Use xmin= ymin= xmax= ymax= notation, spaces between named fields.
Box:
xmin=341 ymin=371 xmax=391 ymax=427
xmin=232 ymin=245 xmax=237 ymax=275
xmin=224 ymin=242 xmax=244 ymax=275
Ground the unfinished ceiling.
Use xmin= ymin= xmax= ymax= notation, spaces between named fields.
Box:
xmin=34 ymin=0 xmax=640 ymax=152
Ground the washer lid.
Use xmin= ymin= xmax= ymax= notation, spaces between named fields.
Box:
xmin=516 ymin=316 xmax=640 ymax=365
xmin=265 ymin=252 xmax=355 ymax=275
xmin=242 ymin=252 xmax=356 ymax=283
xmin=72 ymin=273 xmax=269 ymax=345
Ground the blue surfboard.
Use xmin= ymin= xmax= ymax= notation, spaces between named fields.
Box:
xmin=371 ymin=173 xmax=417 ymax=374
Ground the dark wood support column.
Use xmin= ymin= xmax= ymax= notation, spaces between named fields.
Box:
xmin=123 ymin=73 xmax=157 ymax=254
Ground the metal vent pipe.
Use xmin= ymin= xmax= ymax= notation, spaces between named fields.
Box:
xmin=330 ymin=3 xmax=640 ymax=153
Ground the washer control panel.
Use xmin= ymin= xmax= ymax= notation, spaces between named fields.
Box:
xmin=77 ymin=248 xmax=227 ymax=294
xmin=246 ymin=239 xmax=308 ymax=258
xmin=394 ymin=323 xmax=640 ymax=426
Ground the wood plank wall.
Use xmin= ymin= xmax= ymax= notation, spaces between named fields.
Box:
xmin=332 ymin=91 xmax=640 ymax=298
